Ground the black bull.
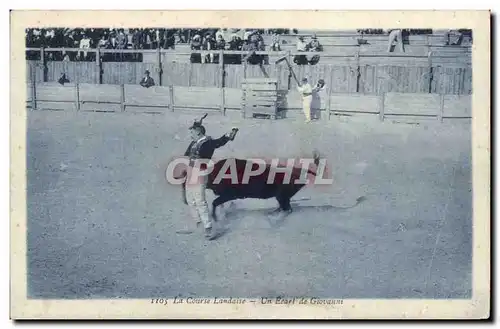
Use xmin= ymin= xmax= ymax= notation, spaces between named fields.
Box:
xmin=181 ymin=152 xmax=322 ymax=220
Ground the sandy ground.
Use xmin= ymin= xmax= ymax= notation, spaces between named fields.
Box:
xmin=26 ymin=110 xmax=472 ymax=299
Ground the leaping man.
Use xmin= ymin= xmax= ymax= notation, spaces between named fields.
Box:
xmin=181 ymin=114 xmax=239 ymax=241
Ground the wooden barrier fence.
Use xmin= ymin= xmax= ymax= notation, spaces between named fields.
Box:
xmin=26 ymin=82 xmax=472 ymax=122
xmin=26 ymin=47 xmax=472 ymax=95
xmin=27 ymin=60 xmax=472 ymax=96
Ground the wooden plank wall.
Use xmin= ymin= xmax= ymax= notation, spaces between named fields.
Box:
xmin=26 ymin=60 xmax=473 ymax=95
xmin=29 ymin=82 xmax=472 ymax=122
xmin=46 ymin=61 xmax=97 ymax=84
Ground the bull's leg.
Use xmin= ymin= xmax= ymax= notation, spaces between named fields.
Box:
xmin=267 ymin=194 xmax=292 ymax=224
xmin=276 ymin=193 xmax=292 ymax=213
xmin=212 ymin=195 xmax=235 ymax=221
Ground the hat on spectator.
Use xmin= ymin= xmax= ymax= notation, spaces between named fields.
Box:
xmin=312 ymin=34 xmax=317 ymax=39
xmin=145 ymin=70 xmax=150 ymax=74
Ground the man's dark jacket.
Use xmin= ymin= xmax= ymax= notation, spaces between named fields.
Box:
xmin=140 ymin=76 xmax=155 ymax=88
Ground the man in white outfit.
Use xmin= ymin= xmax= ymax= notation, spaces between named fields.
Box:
xmin=311 ymin=79 xmax=326 ymax=119
xmin=297 ymin=77 xmax=313 ymax=123
xmin=387 ymin=29 xmax=404 ymax=53
xmin=181 ymin=117 xmax=238 ymax=240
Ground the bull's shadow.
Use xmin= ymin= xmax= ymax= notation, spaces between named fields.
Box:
xmin=214 ymin=196 xmax=367 ymax=233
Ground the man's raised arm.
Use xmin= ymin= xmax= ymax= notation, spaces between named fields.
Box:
xmin=207 ymin=128 xmax=239 ymax=149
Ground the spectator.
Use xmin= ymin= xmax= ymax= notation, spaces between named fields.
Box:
xmin=98 ymin=35 xmax=109 ymax=48
xmin=306 ymin=34 xmax=322 ymax=65
xmin=190 ymin=34 xmax=202 ymax=63
xmin=215 ymin=28 xmax=226 ymax=41
xmin=213 ymin=34 xmax=226 ymax=63
xmin=243 ymin=30 xmax=253 ymax=42
xmin=387 ymin=29 xmax=404 ymax=53
xmin=117 ymin=29 xmax=128 ymax=46
xmin=444 ymin=29 xmax=463 ymax=46
xmin=242 ymin=35 xmax=262 ymax=65
xmin=79 ymin=34 xmax=91 ymax=61
xmin=130 ymin=29 xmax=143 ymax=61
xmin=296 ymin=35 xmax=307 ymax=51
xmin=44 ymin=29 xmax=55 ymax=47
xmin=154 ymin=29 xmax=162 ymax=49
xmin=116 ymin=29 xmax=128 ymax=61
xmin=162 ymin=29 xmax=175 ymax=50
xmin=270 ymin=32 xmax=281 ymax=51
xmin=203 ymin=33 xmax=216 ymax=63
xmin=257 ymin=38 xmax=267 ymax=64
xmin=109 ymin=31 xmax=117 ymax=49
xmin=294 ymin=36 xmax=308 ymax=65
xmin=216 ymin=34 xmax=226 ymax=50
xmin=307 ymin=34 xmax=323 ymax=52
xmin=140 ymin=29 xmax=151 ymax=50
xmin=149 ymin=29 xmax=160 ymax=49
xmin=139 ymin=70 xmax=155 ymax=88
xmin=131 ymin=29 xmax=141 ymax=49
xmin=174 ymin=32 xmax=182 ymax=45
xmin=225 ymin=34 xmax=242 ymax=65
xmin=179 ymin=29 xmax=189 ymax=43
xmin=58 ymin=72 xmax=70 ymax=85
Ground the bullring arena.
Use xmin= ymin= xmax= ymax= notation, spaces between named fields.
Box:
xmin=25 ymin=29 xmax=472 ymax=299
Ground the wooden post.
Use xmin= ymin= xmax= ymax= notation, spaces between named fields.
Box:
xmin=156 ymin=47 xmax=162 ymax=86
xmin=243 ymin=61 xmax=247 ymax=80
xmin=95 ymin=48 xmax=101 ymax=84
xmin=30 ymin=64 xmax=37 ymax=110
xmin=75 ymin=83 xmax=80 ymax=111
xmin=219 ymin=50 xmax=225 ymax=88
xmin=355 ymin=50 xmax=361 ymax=93
xmin=287 ymin=50 xmax=292 ymax=90
xmin=40 ymin=47 xmax=47 ymax=82
xmin=120 ymin=84 xmax=125 ymax=112
xmin=427 ymin=51 xmax=433 ymax=93
xmin=241 ymin=80 xmax=246 ymax=119
xmin=169 ymin=85 xmax=175 ymax=112
xmin=276 ymin=65 xmax=282 ymax=89
xmin=327 ymin=74 xmax=333 ymax=120
xmin=439 ymin=94 xmax=445 ymax=123
xmin=161 ymin=50 xmax=166 ymax=87
xmin=31 ymin=81 xmax=37 ymax=111
xmin=378 ymin=92 xmax=385 ymax=122
xmin=220 ymin=87 xmax=225 ymax=116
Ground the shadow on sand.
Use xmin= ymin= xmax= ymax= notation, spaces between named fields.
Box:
xmin=212 ymin=196 xmax=367 ymax=239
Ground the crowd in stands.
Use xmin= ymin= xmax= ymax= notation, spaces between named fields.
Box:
xmin=25 ymin=28 xmax=297 ymax=63
xmin=25 ymin=27 xmax=325 ymax=65
xmin=357 ymin=29 xmax=434 ymax=35
xmin=25 ymin=28 xmax=472 ymax=64
xmin=187 ymin=29 xmax=322 ymax=65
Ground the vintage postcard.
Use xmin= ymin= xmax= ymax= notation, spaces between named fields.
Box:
xmin=10 ymin=10 xmax=490 ymax=319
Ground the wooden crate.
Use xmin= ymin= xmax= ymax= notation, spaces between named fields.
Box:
xmin=241 ymin=78 xmax=279 ymax=119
